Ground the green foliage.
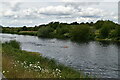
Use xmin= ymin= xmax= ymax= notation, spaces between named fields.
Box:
xmin=99 ymin=23 xmax=110 ymax=38
xmin=1 ymin=20 xmax=120 ymax=42
xmin=95 ymin=20 xmax=116 ymax=30
xmin=110 ymin=26 xmax=120 ymax=40
xmin=95 ymin=20 xmax=104 ymax=29
xmin=115 ymin=26 xmax=120 ymax=39
xmin=70 ymin=25 xmax=90 ymax=41
xmin=3 ymin=40 xmax=20 ymax=49
xmin=37 ymin=26 xmax=54 ymax=38
xmin=48 ymin=22 xmax=61 ymax=29
xmin=18 ymin=31 xmax=37 ymax=36
xmin=22 ymin=26 xmax=27 ymax=31
xmin=55 ymin=26 xmax=70 ymax=39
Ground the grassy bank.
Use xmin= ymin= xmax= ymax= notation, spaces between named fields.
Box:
xmin=2 ymin=31 xmax=37 ymax=36
xmin=2 ymin=40 xmax=88 ymax=78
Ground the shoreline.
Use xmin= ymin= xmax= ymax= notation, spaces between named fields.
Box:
xmin=1 ymin=40 xmax=89 ymax=78
xmin=1 ymin=32 xmax=120 ymax=42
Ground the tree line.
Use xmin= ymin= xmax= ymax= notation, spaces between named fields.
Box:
xmin=1 ymin=20 xmax=120 ymax=42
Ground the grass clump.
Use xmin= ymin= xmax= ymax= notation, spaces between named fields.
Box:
xmin=2 ymin=40 xmax=89 ymax=78
xmin=3 ymin=40 xmax=20 ymax=49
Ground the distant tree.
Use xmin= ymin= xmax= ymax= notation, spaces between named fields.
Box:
xmin=22 ymin=26 xmax=27 ymax=31
xmin=99 ymin=23 xmax=110 ymax=38
xmin=89 ymin=22 xmax=94 ymax=26
xmin=48 ymin=22 xmax=60 ymax=29
xmin=70 ymin=22 xmax=79 ymax=25
xmin=114 ymin=26 xmax=120 ymax=40
xmin=70 ymin=25 xmax=90 ymax=41
xmin=37 ymin=26 xmax=54 ymax=38
xmin=80 ymin=22 xmax=85 ymax=25
xmin=95 ymin=20 xmax=104 ymax=29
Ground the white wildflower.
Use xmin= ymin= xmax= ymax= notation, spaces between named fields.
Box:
xmin=24 ymin=61 xmax=26 ymax=64
xmin=29 ymin=64 xmax=32 ymax=67
xmin=38 ymin=66 xmax=41 ymax=70
xmin=2 ymin=71 xmax=5 ymax=73
xmin=7 ymin=71 xmax=9 ymax=73
xmin=56 ymin=68 xmax=59 ymax=71
xmin=34 ymin=65 xmax=37 ymax=68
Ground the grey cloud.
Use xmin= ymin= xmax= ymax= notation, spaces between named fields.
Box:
xmin=0 ymin=2 xmax=118 ymax=26
xmin=81 ymin=15 xmax=101 ymax=18
xmin=1 ymin=2 xmax=21 ymax=11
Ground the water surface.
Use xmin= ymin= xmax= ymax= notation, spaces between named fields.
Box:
xmin=0 ymin=33 xmax=119 ymax=78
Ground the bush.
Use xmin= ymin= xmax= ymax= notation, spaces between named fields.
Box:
xmin=99 ymin=23 xmax=110 ymax=38
xmin=4 ymin=40 xmax=20 ymax=49
xmin=70 ymin=25 xmax=90 ymax=41
xmin=37 ymin=26 xmax=54 ymax=38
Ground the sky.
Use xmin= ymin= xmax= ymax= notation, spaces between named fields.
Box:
xmin=0 ymin=0 xmax=119 ymax=27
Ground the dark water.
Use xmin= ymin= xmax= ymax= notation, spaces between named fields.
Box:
xmin=0 ymin=33 xmax=119 ymax=78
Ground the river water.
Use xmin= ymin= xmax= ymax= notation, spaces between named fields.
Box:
xmin=0 ymin=33 xmax=120 ymax=78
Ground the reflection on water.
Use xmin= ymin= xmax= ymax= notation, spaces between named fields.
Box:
xmin=0 ymin=33 xmax=119 ymax=78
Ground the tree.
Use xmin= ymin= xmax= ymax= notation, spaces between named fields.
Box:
xmin=70 ymin=22 xmax=79 ymax=25
xmin=70 ymin=25 xmax=90 ymax=41
xmin=37 ymin=26 xmax=54 ymax=38
xmin=99 ymin=23 xmax=110 ymax=38
xmin=114 ymin=25 xmax=120 ymax=40
xmin=48 ymin=22 xmax=60 ymax=29
xmin=55 ymin=26 xmax=70 ymax=38
xmin=95 ymin=20 xmax=104 ymax=29
xmin=22 ymin=26 xmax=27 ymax=31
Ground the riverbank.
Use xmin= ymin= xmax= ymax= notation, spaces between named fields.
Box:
xmin=2 ymin=40 xmax=88 ymax=78
xmin=2 ymin=32 xmax=120 ymax=43
xmin=2 ymin=31 xmax=37 ymax=36
xmin=2 ymin=20 xmax=120 ymax=42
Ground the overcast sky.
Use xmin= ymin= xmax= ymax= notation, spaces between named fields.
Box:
xmin=0 ymin=0 xmax=119 ymax=27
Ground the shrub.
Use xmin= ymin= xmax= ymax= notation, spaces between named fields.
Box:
xmin=37 ymin=26 xmax=54 ymax=38
xmin=4 ymin=40 xmax=20 ymax=49
xmin=70 ymin=25 xmax=90 ymax=41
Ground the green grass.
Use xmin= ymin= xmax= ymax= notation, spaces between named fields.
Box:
xmin=18 ymin=31 xmax=37 ymax=36
xmin=2 ymin=40 xmax=89 ymax=78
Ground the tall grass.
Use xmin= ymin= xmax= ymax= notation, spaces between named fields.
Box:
xmin=3 ymin=40 xmax=20 ymax=49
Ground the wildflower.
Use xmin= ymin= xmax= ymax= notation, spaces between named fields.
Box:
xmin=2 ymin=71 xmax=5 ymax=73
xmin=17 ymin=61 xmax=19 ymax=63
xmin=29 ymin=64 xmax=32 ymax=67
xmin=7 ymin=71 xmax=9 ymax=73
xmin=56 ymin=68 xmax=61 ymax=72
xmin=34 ymin=65 xmax=37 ymax=68
xmin=56 ymin=68 xmax=59 ymax=71
xmin=58 ymin=69 xmax=61 ymax=72
xmin=38 ymin=66 xmax=41 ymax=70
xmin=24 ymin=61 xmax=26 ymax=64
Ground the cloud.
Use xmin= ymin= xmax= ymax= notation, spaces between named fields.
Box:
xmin=78 ymin=7 xmax=103 ymax=18
xmin=37 ymin=5 xmax=76 ymax=16
xmin=0 ymin=2 xmax=118 ymax=26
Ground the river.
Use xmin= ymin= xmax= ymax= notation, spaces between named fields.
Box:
xmin=0 ymin=33 xmax=120 ymax=78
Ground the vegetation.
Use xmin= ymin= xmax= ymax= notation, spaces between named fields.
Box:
xmin=37 ymin=26 xmax=54 ymax=38
xmin=1 ymin=20 xmax=120 ymax=42
xmin=2 ymin=40 xmax=89 ymax=78
xmin=70 ymin=25 xmax=90 ymax=41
